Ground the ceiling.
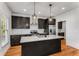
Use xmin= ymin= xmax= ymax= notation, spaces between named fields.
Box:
xmin=6 ymin=2 xmax=79 ymax=17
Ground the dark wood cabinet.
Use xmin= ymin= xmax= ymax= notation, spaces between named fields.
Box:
xmin=49 ymin=19 xmax=56 ymax=25
xmin=58 ymin=22 xmax=62 ymax=29
xmin=38 ymin=18 xmax=45 ymax=29
xmin=38 ymin=18 xmax=49 ymax=34
xmin=58 ymin=32 xmax=64 ymax=36
xmin=12 ymin=16 xmax=30 ymax=29
xmin=21 ymin=39 xmax=61 ymax=56
xmin=10 ymin=34 xmax=32 ymax=46
xmin=10 ymin=35 xmax=21 ymax=46
xmin=44 ymin=19 xmax=49 ymax=34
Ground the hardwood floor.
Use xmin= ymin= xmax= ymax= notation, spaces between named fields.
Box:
xmin=5 ymin=40 xmax=79 ymax=56
xmin=5 ymin=45 xmax=21 ymax=56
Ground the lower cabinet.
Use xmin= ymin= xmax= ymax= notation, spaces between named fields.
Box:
xmin=10 ymin=35 xmax=21 ymax=46
xmin=58 ymin=32 xmax=64 ymax=36
xmin=10 ymin=35 xmax=32 ymax=46
xmin=21 ymin=39 xmax=61 ymax=56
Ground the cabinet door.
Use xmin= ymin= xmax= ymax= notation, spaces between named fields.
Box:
xmin=44 ymin=19 xmax=49 ymax=34
xmin=58 ymin=22 xmax=62 ymax=29
xmin=10 ymin=35 xmax=21 ymax=46
xmin=38 ymin=18 xmax=45 ymax=29
xmin=50 ymin=39 xmax=61 ymax=53
xmin=49 ymin=19 xmax=56 ymax=25
xmin=22 ymin=42 xmax=43 ymax=56
xmin=42 ymin=40 xmax=61 ymax=55
xmin=40 ymin=40 xmax=52 ymax=55
xmin=12 ymin=16 xmax=30 ymax=29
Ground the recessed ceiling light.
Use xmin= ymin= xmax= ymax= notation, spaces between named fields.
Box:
xmin=23 ymin=9 xmax=27 ymax=11
xmin=62 ymin=7 xmax=65 ymax=10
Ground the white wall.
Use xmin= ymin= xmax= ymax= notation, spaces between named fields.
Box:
xmin=11 ymin=13 xmax=45 ymax=35
xmin=56 ymin=8 xmax=79 ymax=49
xmin=0 ymin=2 xmax=11 ymax=56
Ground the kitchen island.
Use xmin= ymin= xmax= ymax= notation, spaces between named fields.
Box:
xmin=20 ymin=35 xmax=63 ymax=56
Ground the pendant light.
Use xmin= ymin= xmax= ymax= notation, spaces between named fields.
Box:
xmin=32 ymin=2 xmax=37 ymax=25
xmin=49 ymin=4 xmax=52 ymax=21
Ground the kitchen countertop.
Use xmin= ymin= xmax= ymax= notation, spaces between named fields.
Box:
xmin=20 ymin=35 xmax=63 ymax=43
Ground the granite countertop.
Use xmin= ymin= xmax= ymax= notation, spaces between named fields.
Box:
xmin=20 ymin=35 xmax=63 ymax=43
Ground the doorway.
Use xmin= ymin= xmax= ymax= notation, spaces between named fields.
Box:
xmin=58 ymin=21 xmax=66 ymax=39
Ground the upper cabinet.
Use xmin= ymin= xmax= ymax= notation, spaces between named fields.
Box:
xmin=49 ymin=19 xmax=56 ymax=25
xmin=58 ymin=22 xmax=62 ymax=29
xmin=38 ymin=18 xmax=49 ymax=34
xmin=38 ymin=18 xmax=45 ymax=29
xmin=12 ymin=16 xmax=30 ymax=29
